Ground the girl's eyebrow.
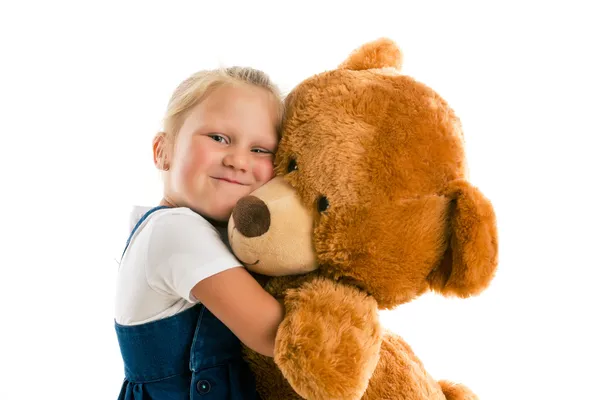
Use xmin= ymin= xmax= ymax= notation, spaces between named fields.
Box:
xmin=249 ymin=131 xmax=278 ymax=151
xmin=264 ymin=140 xmax=278 ymax=152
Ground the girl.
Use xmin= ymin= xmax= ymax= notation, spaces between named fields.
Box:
xmin=115 ymin=67 xmax=285 ymax=399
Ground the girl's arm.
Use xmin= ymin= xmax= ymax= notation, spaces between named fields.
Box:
xmin=191 ymin=267 xmax=284 ymax=357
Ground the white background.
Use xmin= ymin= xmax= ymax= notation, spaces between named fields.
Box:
xmin=1 ymin=1 xmax=598 ymax=399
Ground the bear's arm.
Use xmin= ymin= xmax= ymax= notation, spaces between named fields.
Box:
xmin=274 ymin=277 xmax=382 ymax=400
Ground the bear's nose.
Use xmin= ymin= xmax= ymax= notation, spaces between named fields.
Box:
xmin=232 ymin=196 xmax=271 ymax=238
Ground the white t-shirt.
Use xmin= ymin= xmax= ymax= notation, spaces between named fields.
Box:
xmin=114 ymin=206 xmax=242 ymax=326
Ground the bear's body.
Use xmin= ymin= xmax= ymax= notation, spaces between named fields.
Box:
xmin=228 ymin=38 xmax=497 ymax=400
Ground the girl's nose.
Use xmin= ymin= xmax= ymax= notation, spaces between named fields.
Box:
xmin=223 ymin=150 xmax=250 ymax=171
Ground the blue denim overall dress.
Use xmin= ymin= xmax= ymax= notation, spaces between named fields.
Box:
xmin=116 ymin=206 xmax=258 ymax=399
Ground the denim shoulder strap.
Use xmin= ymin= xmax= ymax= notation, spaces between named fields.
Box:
xmin=121 ymin=205 xmax=170 ymax=259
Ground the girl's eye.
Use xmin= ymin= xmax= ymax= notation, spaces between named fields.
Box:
xmin=251 ymin=148 xmax=272 ymax=154
xmin=209 ymin=134 xmax=228 ymax=144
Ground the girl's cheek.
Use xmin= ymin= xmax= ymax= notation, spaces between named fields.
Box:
xmin=255 ymin=158 xmax=275 ymax=181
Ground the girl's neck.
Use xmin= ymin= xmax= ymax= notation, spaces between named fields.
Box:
xmin=159 ymin=197 xmax=177 ymax=208
xmin=159 ymin=196 xmax=228 ymax=229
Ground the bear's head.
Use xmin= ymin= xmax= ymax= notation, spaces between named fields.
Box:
xmin=228 ymin=38 xmax=498 ymax=309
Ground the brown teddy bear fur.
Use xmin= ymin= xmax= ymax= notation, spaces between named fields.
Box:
xmin=228 ymin=38 xmax=498 ymax=400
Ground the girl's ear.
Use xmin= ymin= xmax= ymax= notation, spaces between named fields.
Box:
xmin=152 ymin=132 xmax=170 ymax=171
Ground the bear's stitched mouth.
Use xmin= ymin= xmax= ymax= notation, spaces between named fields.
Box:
xmin=242 ymin=259 xmax=260 ymax=266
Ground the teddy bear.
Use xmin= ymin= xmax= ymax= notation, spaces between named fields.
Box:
xmin=227 ymin=38 xmax=498 ymax=400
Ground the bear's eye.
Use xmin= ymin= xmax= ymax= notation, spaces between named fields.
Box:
xmin=317 ymin=196 xmax=329 ymax=213
xmin=287 ymin=158 xmax=298 ymax=173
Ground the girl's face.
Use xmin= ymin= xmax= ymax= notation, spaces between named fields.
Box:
xmin=158 ymin=84 xmax=279 ymax=221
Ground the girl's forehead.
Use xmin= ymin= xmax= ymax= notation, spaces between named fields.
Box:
xmin=182 ymin=86 xmax=279 ymax=145
xmin=195 ymin=85 xmax=274 ymax=117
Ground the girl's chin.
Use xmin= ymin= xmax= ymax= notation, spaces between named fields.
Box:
xmin=209 ymin=204 xmax=237 ymax=223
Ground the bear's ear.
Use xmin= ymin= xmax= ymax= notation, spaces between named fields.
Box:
xmin=428 ymin=179 xmax=499 ymax=297
xmin=339 ymin=37 xmax=403 ymax=71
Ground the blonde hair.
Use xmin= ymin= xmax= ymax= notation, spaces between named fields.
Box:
xmin=161 ymin=67 xmax=284 ymax=147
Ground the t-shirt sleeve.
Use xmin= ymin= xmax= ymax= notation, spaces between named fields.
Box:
xmin=145 ymin=211 xmax=242 ymax=303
